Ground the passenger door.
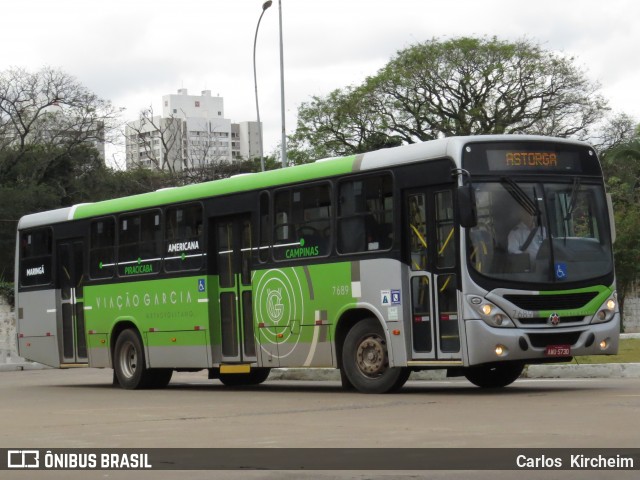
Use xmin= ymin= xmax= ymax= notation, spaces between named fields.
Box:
xmin=213 ymin=214 xmax=258 ymax=364
xmin=56 ymin=239 xmax=88 ymax=365
xmin=405 ymin=187 xmax=461 ymax=361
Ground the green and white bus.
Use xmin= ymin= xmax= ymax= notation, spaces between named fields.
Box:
xmin=15 ymin=135 xmax=619 ymax=393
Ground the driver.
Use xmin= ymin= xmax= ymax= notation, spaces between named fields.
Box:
xmin=507 ymin=208 xmax=544 ymax=264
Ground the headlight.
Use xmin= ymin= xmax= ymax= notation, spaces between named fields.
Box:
xmin=591 ymin=292 xmax=618 ymax=324
xmin=467 ymin=296 xmax=515 ymax=328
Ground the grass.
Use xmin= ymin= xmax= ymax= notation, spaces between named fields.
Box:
xmin=569 ymin=338 xmax=640 ymax=364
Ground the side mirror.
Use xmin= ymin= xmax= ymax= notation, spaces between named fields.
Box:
xmin=457 ymin=184 xmax=477 ymax=229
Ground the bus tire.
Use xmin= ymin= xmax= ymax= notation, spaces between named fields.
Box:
xmin=219 ymin=368 xmax=271 ymax=387
xmin=389 ymin=367 xmax=412 ymax=392
xmin=342 ymin=318 xmax=408 ymax=394
xmin=463 ymin=362 xmax=524 ymax=388
xmin=113 ymin=328 xmax=151 ymax=390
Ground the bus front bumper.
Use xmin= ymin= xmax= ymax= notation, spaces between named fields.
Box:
xmin=464 ymin=314 xmax=621 ymax=366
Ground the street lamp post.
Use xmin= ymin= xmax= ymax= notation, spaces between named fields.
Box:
xmin=253 ymin=0 xmax=272 ymax=172
xmin=278 ymin=0 xmax=287 ymax=168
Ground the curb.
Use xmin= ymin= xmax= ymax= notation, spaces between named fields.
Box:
xmin=524 ymin=363 xmax=640 ymax=379
xmin=0 ymin=362 xmax=48 ymax=372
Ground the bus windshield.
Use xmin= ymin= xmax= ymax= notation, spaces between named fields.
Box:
xmin=467 ymin=178 xmax=613 ymax=284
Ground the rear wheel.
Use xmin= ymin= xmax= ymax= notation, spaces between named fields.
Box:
xmin=342 ymin=318 xmax=409 ymax=393
xmin=219 ymin=368 xmax=271 ymax=387
xmin=114 ymin=329 xmax=153 ymax=389
xmin=464 ymin=362 xmax=524 ymax=388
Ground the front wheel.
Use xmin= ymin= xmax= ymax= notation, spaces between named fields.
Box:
xmin=342 ymin=318 xmax=409 ymax=394
xmin=464 ymin=362 xmax=524 ymax=388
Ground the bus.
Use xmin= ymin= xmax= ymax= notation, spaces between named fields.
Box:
xmin=15 ymin=135 xmax=619 ymax=393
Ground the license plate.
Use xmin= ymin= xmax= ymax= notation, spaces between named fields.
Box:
xmin=545 ymin=345 xmax=571 ymax=356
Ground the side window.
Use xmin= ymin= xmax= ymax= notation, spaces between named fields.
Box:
xmin=118 ymin=210 xmax=162 ymax=276
xmin=273 ymin=190 xmax=293 ymax=249
xmin=338 ymin=174 xmax=394 ymax=254
xmin=435 ymin=191 xmax=455 ymax=268
xmin=20 ymin=228 xmax=53 ymax=287
xmin=90 ymin=218 xmax=116 ymax=279
xmin=165 ymin=204 xmax=204 ymax=272
xmin=273 ymin=183 xmax=332 ymax=261
xmin=408 ymin=194 xmax=428 ymax=271
xmin=259 ymin=192 xmax=270 ymax=263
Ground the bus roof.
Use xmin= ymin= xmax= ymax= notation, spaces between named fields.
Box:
xmin=17 ymin=134 xmax=591 ymax=229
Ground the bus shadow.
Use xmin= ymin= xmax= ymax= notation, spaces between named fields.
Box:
xmin=52 ymin=378 xmax=602 ymax=396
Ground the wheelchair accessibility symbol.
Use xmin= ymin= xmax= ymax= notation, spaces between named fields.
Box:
xmin=198 ymin=279 xmax=206 ymax=292
xmin=555 ymin=262 xmax=567 ymax=280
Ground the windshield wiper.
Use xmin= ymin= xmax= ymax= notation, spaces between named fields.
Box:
xmin=500 ymin=177 xmax=539 ymax=217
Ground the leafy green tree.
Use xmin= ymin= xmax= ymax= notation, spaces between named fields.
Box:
xmin=601 ymin=128 xmax=640 ymax=321
xmin=0 ymin=144 xmax=178 ymax=281
xmin=0 ymin=66 xmax=125 ymax=282
xmin=290 ymin=37 xmax=609 ymax=161
xmin=591 ymin=113 xmax=638 ymax=154
xmin=288 ymin=86 xmax=402 ymax=161
xmin=176 ymin=155 xmax=279 ymax=184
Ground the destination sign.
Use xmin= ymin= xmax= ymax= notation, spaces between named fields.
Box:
xmin=486 ymin=149 xmax=581 ymax=172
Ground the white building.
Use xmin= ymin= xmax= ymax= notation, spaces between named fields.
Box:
xmin=237 ymin=121 xmax=262 ymax=161
xmin=126 ymin=89 xmax=262 ymax=171
xmin=125 ymin=116 xmax=184 ymax=171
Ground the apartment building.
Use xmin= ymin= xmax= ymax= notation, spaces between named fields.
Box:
xmin=126 ymin=89 xmax=262 ymax=171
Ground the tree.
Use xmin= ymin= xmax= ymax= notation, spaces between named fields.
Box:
xmin=288 ymin=85 xmax=402 ymax=162
xmin=590 ymin=113 xmax=638 ymax=154
xmin=126 ymin=105 xmax=258 ymax=183
xmin=600 ymin=123 xmax=640 ymax=322
xmin=0 ymin=66 xmax=124 ymax=281
xmin=0 ymin=66 xmax=121 ymax=177
xmin=125 ymin=105 xmax=184 ymax=173
xmin=290 ymin=37 xmax=609 ymax=160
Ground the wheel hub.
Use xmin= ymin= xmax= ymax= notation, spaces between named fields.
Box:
xmin=120 ymin=342 xmax=137 ymax=378
xmin=356 ymin=335 xmax=387 ymax=377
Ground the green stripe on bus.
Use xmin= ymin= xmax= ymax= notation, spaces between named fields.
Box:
xmin=73 ymin=156 xmax=356 ymax=219
xmin=538 ymin=285 xmax=613 ymax=317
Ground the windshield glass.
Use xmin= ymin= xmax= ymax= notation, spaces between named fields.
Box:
xmin=467 ymin=179 xmax=613 ymax=284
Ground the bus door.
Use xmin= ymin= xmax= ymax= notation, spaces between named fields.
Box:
xmin=213 ymin=214 xmax=257 ymax=364
xmin=56 ymin=239 xmax=88 ymax=365
xmin=405 ymin=188 xmax=461 ymax=361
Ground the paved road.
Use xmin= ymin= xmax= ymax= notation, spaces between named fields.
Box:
xmin=1 ymin=369 xmax=638 ymax=479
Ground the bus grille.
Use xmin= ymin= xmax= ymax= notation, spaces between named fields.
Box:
xmin=517 ymin=316 xmax=587 ymax=325
xmin=527 ymin=332 xmax=582 ymax=348
xmin=504 ymin=292 xmax=599 ymax=311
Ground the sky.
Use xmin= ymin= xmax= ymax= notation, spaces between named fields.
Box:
xmin=2 ymin=0 xmax=639 ymax=166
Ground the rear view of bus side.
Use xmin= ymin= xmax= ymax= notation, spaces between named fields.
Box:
xmin=15 ymin=135 xmax=620 ymax=393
